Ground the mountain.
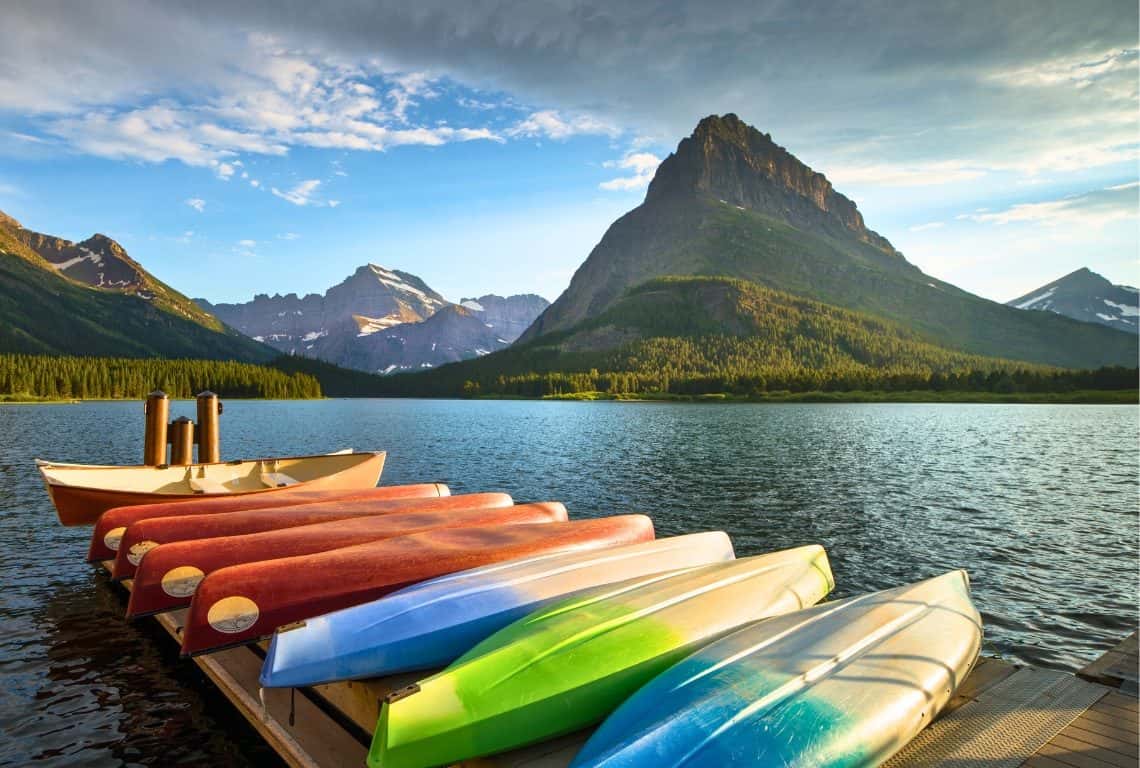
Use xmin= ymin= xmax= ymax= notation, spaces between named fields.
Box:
xmin=520 ymin=114 xmax=1134 ymax=369
xmin=459 ymin=294 xmax=551 ymax=342
xmin=1007 ymin=268 xmax=1139 ymax=334
xmin=0 ymin=211 xmax=274 ymax=360
xmin=198 ymin=266 xmax=549 ymax=374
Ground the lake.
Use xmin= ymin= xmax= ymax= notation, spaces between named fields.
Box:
xmin=0 ymin=399 xmax=1136 ymax=766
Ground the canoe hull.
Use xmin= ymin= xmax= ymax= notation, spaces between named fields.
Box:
xmin=569 ymin=571 xmax=982 ymax=768
xmin=111 ymin=492 xmax=514 ymax=579
xmin=371 ymin=546 xmax=834 ymax=768
xmin=87 ymin=481 xmax=451 ymax=563
xmin=261 ymin=531 xmax=737 ymax=688
xmin=180 ymin=515 xmax=656 ymax=656
xmin=126 ymin=502 xmax=568 ymax=616
xmin=44 ymin=451 xmax=386 ymax=526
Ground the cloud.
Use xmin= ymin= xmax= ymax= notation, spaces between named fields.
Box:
xmin=185 ymin=197 xmax=206 ymax=212
xmin=908 ymin=221 xmax=945 ymax=233
xmin=277 ymin=232 xmax=300 ymax=240
xmin=599 ymin=151 xmax=661 ymax=191
xmin=2 ymin=1 xmax=1136 ymax=193
xmin=271 ymin=179 xmax=327 ymax=206
xmin=237 ymin=238 xmax=257 ymax=247
xmin=961 ymin=183 xmax=1139 ymax=228
xmin=508 ymin=110 xmax=618 ymax=140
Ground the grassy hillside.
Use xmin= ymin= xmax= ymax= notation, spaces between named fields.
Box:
xmin=533 ymin=198 xmax=1136 ymax=369
xmin=374 ymin=276 xmax=1138 ymax=397
xmin=0 ymin=253 xmax=276 ymax=361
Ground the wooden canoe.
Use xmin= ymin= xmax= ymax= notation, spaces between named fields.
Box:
xmin=41 ymin=450 xmax=387 ymax=527
xmin=110 ymin=492 xmax=514 ymax=579
xmin=126 ymin=502 xmax=568 ymax=616
xmin=87 ymin=480 xmax=449 ymax=563
xmin=179 ymin=515 xmax=656 ymax=656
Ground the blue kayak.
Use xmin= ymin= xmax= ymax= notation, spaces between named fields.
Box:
xmin=570 ymin=571 xmax=982 ymax=768
xmin=260 ymin=531 xmax=735 ymax=688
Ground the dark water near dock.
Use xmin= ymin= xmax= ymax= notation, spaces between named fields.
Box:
xmin=1 ymin=399 xmax=1136 ymax=766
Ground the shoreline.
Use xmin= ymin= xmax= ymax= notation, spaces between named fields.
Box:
xmin=2 ymin=389 xmax=1136 ymax=405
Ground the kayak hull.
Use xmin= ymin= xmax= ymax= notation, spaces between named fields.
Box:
xmin=261 ymin=531 xmax=737 ymax=688
xmin=111 ymin=492 xmax=514 ymax=579
xmin=370 ymin=545 xmax=834 ymax=768
xmin=44 ymin=451 xmax=386 ymax=526
xmin=570 ymin=570 xmax=981 ymax=768
xmin=87 ymin=482 xmax=451 ymax=562
xmin=126 ymin=502 xmax=567 ymax=616
xmin=180 ymin=515 xmax=656 ymax=656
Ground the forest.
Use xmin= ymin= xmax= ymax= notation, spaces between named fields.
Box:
xmin=0 ymin=354 xmax=322 ymax=400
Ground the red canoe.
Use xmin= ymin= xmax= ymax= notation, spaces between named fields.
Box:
xmin=126 ymin=502 xmax=568 ymax=616
xmin=41 ymin=451 xmax=387 ymax=526
xmin=88 ymin=482 xmax=452 ymax=563
xmin=111 ymin=492 xmax=514 ymax=579
xmin=180 ymin=515 xmax=655 ymax=656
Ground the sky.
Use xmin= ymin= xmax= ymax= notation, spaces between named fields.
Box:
xmin=0 ymin=0 xmax=1137 ymax=306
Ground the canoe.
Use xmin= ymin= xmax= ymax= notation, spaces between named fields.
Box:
xmin=370 ymin=545 xmax=834 ymax=768
xmin=110 ymin=492 xmax=514 ymax=579
xmin=41 ymin=451 xmax=387 ymax=526
xmin=569 ymin=571 xmax=982 ymax=768
xmin=179 ymin=515 xmax=656 ymax=656
xmin=126 ymin=502 xmax=567 ymax=616
xmin=87 ymin=482 xmax=451 ymax=563
xmin=261 ymin=531 xmax=737 ymax=688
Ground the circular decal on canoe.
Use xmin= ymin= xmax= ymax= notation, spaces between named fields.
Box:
xmin=207 ymin=596 xmax=259 ymax=634
xmin=126 ymin=540 xmax=159 ymax=566
xmin=104 ymin=527 xmax=127 ymax=551
xmin=161 ymin=566 xmax=205 ymax=598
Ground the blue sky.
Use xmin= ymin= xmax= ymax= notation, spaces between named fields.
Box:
xmin=1 ymin=1 xmax=1137 ymax=305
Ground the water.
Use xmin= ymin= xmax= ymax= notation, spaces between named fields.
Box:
xmin=1 ymin=399 xmax=1136 ymax=766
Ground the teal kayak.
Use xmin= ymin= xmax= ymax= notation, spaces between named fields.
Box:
xmin=570 ymin=571 xmax=982 ymax=767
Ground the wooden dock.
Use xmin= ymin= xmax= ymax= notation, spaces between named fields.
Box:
xmin=103 ymin=567 xmax=1137 ymax=768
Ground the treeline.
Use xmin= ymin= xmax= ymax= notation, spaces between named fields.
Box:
xmin=454 ymin=362 xmax=1140 ymax=398
xmin=0 ymin=354 xmax=322 ymax=399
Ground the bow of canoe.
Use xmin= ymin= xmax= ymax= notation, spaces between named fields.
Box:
xmin=44 ymin=451 xmax=387 ymax=526
xmin=125 ymin=502 xmax=568 ymax=616
xmin=87 ymin=481 xmax=453 ymax=563
xmin=110 ymin=492 xmax=515 ymax=579
xmin=570 ymin=570 xmax=982 ymax=768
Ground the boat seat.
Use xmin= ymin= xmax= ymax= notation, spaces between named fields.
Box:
xmin=189 ymin=477 xmax=232 ymax=494
xmin=261 ymin=472 xmax=300 ymax=488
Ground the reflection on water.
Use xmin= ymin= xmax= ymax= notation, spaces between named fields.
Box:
xmin=0 ymin=399 xmax=1136 ymax=765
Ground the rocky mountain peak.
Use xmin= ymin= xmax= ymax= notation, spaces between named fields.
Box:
xmin=0 ymin=209 xmax=21 ymax=230
xmin=646 ymin=113 xmax=895 ymax=253
xmin=1007 ymin=266 xmax=1138 ymax=334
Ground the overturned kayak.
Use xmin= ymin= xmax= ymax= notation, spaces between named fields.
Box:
xmin=570 ymin=571 xmax=982 ymax=768
xmin=181 ymin=515 xmax=656 ymax=656
xmin=370 ymin=545 xmax=833 ymax=768
xmin=42 ymin=451 xmax=387 ymax=526
xmin=87 ymin=482 xmax=452 ymax=563
xmin=126 ymin=502 xmax=568 ymax=616
xmin=261 ymin=531 xmax=737 ymax=688
xmin=111 ymin=492 xmax=514 ymax=579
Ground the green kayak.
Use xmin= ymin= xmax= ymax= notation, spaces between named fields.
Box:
xmin=369 ymin=544 xmax=833 ymax=768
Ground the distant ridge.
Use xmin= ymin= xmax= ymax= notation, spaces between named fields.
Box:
xmin=1007 ymin=267 xmax=1138 ymax=334
xmin=199 ymin=267 xmax=549 ymax=374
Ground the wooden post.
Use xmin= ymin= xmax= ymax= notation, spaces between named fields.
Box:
xmin=196 ymin=391 xmax=222 ymax=464
xmin=143 ymin=390 xmax=169 ymax=466
xmin=169 ymin=417 xmax=195 ymax=466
